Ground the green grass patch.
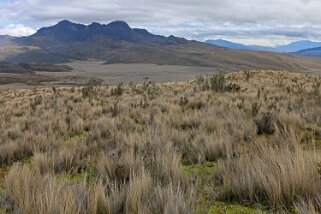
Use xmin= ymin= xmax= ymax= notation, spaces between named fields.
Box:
xmin=182 ymin=161 xmax=218 ymax=213
xmin=183 ymin=161 xmax=267 ymax=214
xmin=55 ymin=170 xmax=97 ymax=184
xmin=68 ymin=132 xmax=88 ymax=142
xmin=302 ymin=123 xmax=321 ymax=150
xmin=208 ymin=202 xmax=260 ymax=214
xmin=182 ymin=161 xmax=217 ymax=175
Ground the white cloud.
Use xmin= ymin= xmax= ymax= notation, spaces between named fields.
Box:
xmin=0 ymin=24 xmax=36 ymax=36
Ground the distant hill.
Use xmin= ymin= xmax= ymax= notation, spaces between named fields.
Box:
xmin=0 ymin=35 xmax=14 ymax=45
xmin=2 ymin=20 xmax=321 ymax=73
xmin=206 ymin=39 xmax=321 ymax=53
xmin=205 ymin=39 xmax=274 ymax=52
xmin=275 ymin=40 xmax=321 ymax=52
xmin=296 ymin=47 xmax=321 ymax=58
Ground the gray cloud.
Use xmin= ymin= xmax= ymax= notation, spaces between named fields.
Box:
xmin=1 ymin=0 xmax=321 ymax=45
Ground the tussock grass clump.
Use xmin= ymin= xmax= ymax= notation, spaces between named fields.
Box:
xmin=274 ymin=111 xmax=304 ymax=141
xmin=3 ymin=165 xmax=106 ymax=214
xmin=209 ymin=73 xmax=226 ymax=92
xmin=254 ymin=112 xmax=275 ymax=135
xmin=110 ymin=83 xmax=124 ymax=97
xmin=216 ymin=141 xmax=320 ymax=210
xmin=3 ymin=165 xmax=192 ymax=214
xmin=1 ymin=70 xmax=321 ymax=212
xmin=295 ymin=199 xmax=321 ymax=214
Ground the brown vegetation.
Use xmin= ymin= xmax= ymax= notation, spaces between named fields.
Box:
xmin=0 ymin=70 xmax=321 ymax=213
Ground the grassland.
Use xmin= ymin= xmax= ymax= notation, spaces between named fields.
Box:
xmin=0 ymin=70 xmax=321 ymax=213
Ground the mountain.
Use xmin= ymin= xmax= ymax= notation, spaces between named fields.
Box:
xmin=7 ymin=20 xmax=189 ymax=63
xmin=206 ymin=39 xmax=250 ymax=50
xmin=275 ymin=40 xmax=321 ymax=52
xmin=3 ymin=20 xmax=321 ymax=73
xmin=16 ymin=20 xmax=187 ymax=46
xmin=205 ymin=39 xmax=321 ymax=53
xmin=296 ymin=47 xmax=321 ymax=58
xmin=205 ymin=39 xmax=273 ymax=52
xmin=0 ymin=35 xmax=14 ymax=45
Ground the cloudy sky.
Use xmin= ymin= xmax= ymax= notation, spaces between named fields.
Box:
xmin=0 ymin=0 xmax=321 ymax=46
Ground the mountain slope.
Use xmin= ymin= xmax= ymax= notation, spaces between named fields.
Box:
xmin=296 ymin=47 xmax=321 ymax=58
xmin=206 ymin=39 xmax=251 ymax=50
xmin=206 ymin=39 xmax=321 ymax=53
xmin=0 ymin=35 xmax=14 ymax=45
xmin=16 ymin=20 xmax=187 ymax=47
xmin=205 ymin=39 xmax=274 ymax=52
xmin=275 ymin=40 xmax=321 ymax=52
xmin=3 ymin=20 xmax=321 ymax=73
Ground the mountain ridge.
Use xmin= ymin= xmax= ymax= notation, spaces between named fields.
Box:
xmin=0 ymin=35 xmax=14 ymax=45
xmin=2 ymin=20 xmax=321 ymax=73
xmin=206 ymin=39 xmax=321 ymax=53
xmin=16 ymin=20 xmax=188 ymax=46
xmin=296 ymin=46 xmax=321 ymax=58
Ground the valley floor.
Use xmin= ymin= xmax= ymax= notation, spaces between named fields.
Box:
xmin=1 ymin=62 xmax=220 ymax=88
xmin=0 ymin=70 xmax=321 ymax=213
xmin=59 ymin=61 xmax=219 ymax=84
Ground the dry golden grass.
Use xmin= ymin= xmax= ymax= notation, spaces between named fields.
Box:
xmin=216 ymin=142 xmax=320 ymax=209
xmin=3 ymin=165 xmax=104 ymax=214
xmin=0 ymin=70 xmax=321 ymax=213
